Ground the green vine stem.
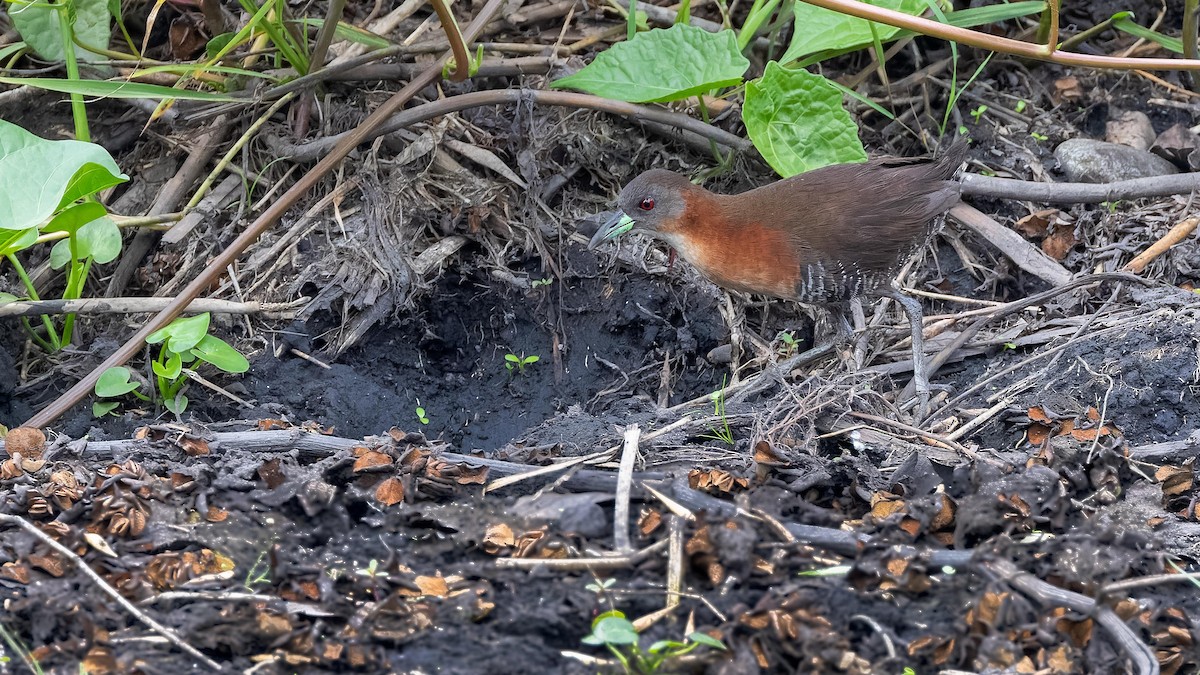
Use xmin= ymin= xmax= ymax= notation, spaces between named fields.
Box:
xmin=429 ymin=0 xmax=470 ymax=81
xmin=6 ymin=253 xmax=61 ymax=350
xmin=54 ymin=0 xmax=90 ymax=142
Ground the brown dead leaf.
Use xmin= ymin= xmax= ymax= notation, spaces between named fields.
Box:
xmin=146 ymin=549 xmax=234 ymax=590
xmin=257 ymin=458 xmax=286 ymax=488
xmin=1000 ymin=493 xmax=1031 ymax=518
xmin=81 ymin=647 xmax=118 ymax=675
xmin=753 ymin=440 xmax=785 ymax=465
xmin=414 ymin=575 xmax=449 ymax=597
xmin=1027 ymin=423 xmax=1052 ymax=446
xmin=1056 ymin=615 xmax=1094 ymax=647
xmin=0 ymin=562 xmax=30 ymax=583
xmin=178 ymin=435 xmax=210 ymax=456
xmin=1053 ymin=76 xmax=1083 ymax=104
xmin=1156 ymin=466 xmax=1193 ymax=496
xmin=206 ymin=506 xmax=229 ymax=522
xmin=353 ymin=450 xmax=393 ymax=473
xmin=482 ymin=523 xmax=515 ymax=554
xmin=257 ymin=419 xmax=293 ymax=430
xmin=1069 ymin=425 xmax=1109 ymax=442
xmin=1029 ymin=406 xmax=1051 ymax=423
xmin=1045 ymin=646 xmax=1073 ymax=674
xmin=931 ymin=493 xmax=956 ymax=530
xmin=256 ymin=610 xmax=293 ymax=637
xmin=375 ymin=477 xmax=405 ymax=506
xmin=638 ymin=508 xmax=663 ymax=536
xmin=322 ymin=642 xmax=344 ymax=661
xmin=300 ymin=421 xmax=334 ymax=434
xmin=1041 ymin=226 xmax=1077 ymax=261
xmin=450 ymin=463 xmax=489 ymax=485
xmin=689 ymin=469 xmax=749 ymax=493
xmin=168 ymin=14 xmax=208 ymax=60
xmin=512 ymin=528 xmax=547 ymax=558
xmin=750 ymin=638 xmax=771 ymax=668
xmin=685 ymin=525 xmax=714 ymax=555
xmin=1013 ymin=209 xmax=1058 ymax=239
xmin=870 ymin=494 xmax=906 ymax=520
xmin=0 ymin=458 xmax=21 ymax=479
xmin=973 ymin=591 xmax=1005 ymax=627
xmin=28 ymin=553 xmax=66 ymax=577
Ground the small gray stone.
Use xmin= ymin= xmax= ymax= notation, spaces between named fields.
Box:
xmin=1055 ymin=138 xmax=1179 ymax=183
xmin=706 ymin=343 xmax=733 ymax=364
xmin=1104 ymin=110 xmax=1156 ymax=150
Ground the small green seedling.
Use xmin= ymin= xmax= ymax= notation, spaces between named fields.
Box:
xmin=93 ymin=312 xmax=249 ymax=417
xmin=969 ymin=104 xmax=987 ymax=123
xmin=505 ymin=352 xmax=540 ymax=375
xmin=92 ymin=366 xmax=148 ymax=417
xmin=355 ymin=559 xmax=388 ymax=580
xmin=415 ymin=404 xmax=430 ymax=425
xmin=531 ymin=277 xmax=554 ymax=289
xmin=1030 ymin=131 xmax=1049 ymax=142
xmin=1003 ymin=342 xmax=1018 ymax=350
xmin=1014 ymin=99 xmax=1028 ymax=114
xmin=583 ymin=610 xmax=725 ymax=673
xmin=776 ymin=331 xmax=798 ymax=358
xmin=700 ymin=376 xmax=734 ymax=446
xmin=586 ymin=577 xmax=617 ymax=594
xmin=243 ymin=550 xmax=272 ymax=589
xmin=145 ymin=312 xmax=249 ymax=416
xmin=442 ymin=43 xmax=485 ymax=79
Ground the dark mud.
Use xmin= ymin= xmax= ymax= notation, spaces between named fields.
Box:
xmin=250 ymin=244 xmax=742 ymax=450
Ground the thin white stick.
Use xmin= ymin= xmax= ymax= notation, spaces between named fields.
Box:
xmin=613 ymin=424 xmax=641 ymax=553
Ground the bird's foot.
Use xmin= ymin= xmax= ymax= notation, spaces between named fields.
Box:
xmin=880 ymin=287 xmax=932 ymax=424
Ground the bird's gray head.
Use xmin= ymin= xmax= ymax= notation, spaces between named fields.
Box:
xmin=587 ymin=169 xmax=694 ymax=250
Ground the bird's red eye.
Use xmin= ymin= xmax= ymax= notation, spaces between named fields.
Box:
xmin=639 ymin=197 xmax=655 ymax=211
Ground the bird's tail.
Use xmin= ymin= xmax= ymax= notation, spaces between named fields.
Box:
xmin=933 ymin=135 xmax=971 ymax=181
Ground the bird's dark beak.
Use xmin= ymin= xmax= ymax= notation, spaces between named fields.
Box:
xmin=587 ymin=211 xmax=635 ymax=251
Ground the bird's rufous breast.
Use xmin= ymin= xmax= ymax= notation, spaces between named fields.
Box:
xmin=659 ymin=192 xmax=802 ymax=300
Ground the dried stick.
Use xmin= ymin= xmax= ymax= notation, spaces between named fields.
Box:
xmin=0 ymin=297 xmax=304 ymax=318
xmin=801 ymin=0 xmax=1200 ymax=70
xmin=613 ymin=424 xmax=641 ymax=553
xmin=270 ymin=88 xmax=752 ymax=163
xmin=494 ymin=540 xmax=667 ymax=570
xmin=949 ymin=203 xmax=1072 ymax=286
xmin=1122 ymin=217 xmax=1199 ymax=273
xmin=961 ymin=172 xmax=1200 ymax=203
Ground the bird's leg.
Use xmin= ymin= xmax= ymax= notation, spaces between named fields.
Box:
xmin=880 ymin=286 xmax=930 ymax=419
xmin=845 ymin=299 xmax=867 ymax=368
xmin=719 ymin=291 xmax=743 ymax=384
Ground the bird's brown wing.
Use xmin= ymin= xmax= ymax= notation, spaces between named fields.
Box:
xmin=729 ymin=147 xmax=963 ymax=280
